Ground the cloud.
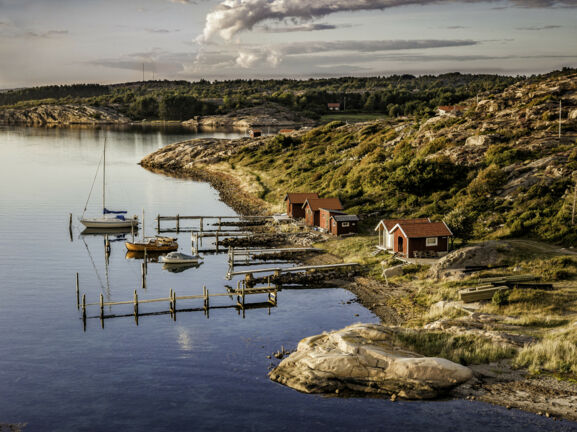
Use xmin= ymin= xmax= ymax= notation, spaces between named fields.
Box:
xmin=18 ymin=29 xmax=69 ymax=39
xmin=445 ymin=25 xmax=468 ymax=29
xmin=258 ymin=23 xmax=351 ymax=33
xmin=201 ymin=0 xmax=577 ymax=41
xmin=516 ymin=24 xmax=562 ymax=30
xmin=145 ymin=28 xmax=180 ymax=33
xmin=232 ymin=39 xmax=478 ymax=68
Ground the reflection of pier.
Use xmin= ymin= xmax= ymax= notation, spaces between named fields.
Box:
xmin=76 ymin=277 xmax=278 ymax=329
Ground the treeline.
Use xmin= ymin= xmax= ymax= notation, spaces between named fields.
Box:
xmin=0 ymin=84 xmax=109 ymax=106
xmin=0 ymin=73 xmax=522 ymax=121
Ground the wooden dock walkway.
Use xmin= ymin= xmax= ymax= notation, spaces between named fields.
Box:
xmin=156 ymin=214 xmax=272 ymax=233
xmin=226 ymin=262 xmax=359 ymax=280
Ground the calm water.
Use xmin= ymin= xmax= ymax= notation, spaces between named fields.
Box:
xmin=0 ymin=125 xmax=575 ymax=432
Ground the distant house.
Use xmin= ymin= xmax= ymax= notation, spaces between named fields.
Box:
xmin=389 ymin=221 xmax=453 ymax=258
xmin=327 ymin=103 xmax=341 ymax=111
xmin=302 ymin=198 xmax=343 ymax=227
xmin=437 ymin=105 xmax=465 ymax=116
xmin=284 ymin=193 xmax=319 ymax=219
xmin=248 ymin=129 xmax=262 ymax=138
xmin=278 ymin=129 xmax=296 ymax=135
xmin=330 ymin=214 xmax=359 ymax=236
xmin=375 ymin=218 xmax=430 ymax=251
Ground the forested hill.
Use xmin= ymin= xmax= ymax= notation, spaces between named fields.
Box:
xmin=142 ymin=68 xmax=577 ymax=245
xmin=0 ymin=73 xmax=519 ymax=121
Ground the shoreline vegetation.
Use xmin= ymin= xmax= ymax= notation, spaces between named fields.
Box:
xmin=138 ymin=68 xmax=577 ymax=421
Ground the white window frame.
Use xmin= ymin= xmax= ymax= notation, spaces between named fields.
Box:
xmin=426 ymin=237 xmax=438 ymax=247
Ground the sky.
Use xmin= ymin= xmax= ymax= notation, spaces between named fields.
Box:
xmin=0 ymin=0 xmax=576 ymax=88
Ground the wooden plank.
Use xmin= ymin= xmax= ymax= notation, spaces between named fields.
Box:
xmin=460 ymin=285 xmax=508 ymax=303
xmin=228 ymin=262 xmax=359 ymax=277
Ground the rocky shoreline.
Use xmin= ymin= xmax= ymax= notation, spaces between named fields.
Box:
xmin=139 ymin=138 xmax=577 ymax=423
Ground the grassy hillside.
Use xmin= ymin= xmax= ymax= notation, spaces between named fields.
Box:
xmin=227 ymin=69 xmax=577 ymax=245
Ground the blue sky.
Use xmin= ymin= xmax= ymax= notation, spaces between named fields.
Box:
xmin=0 ymin=0 xmax=575 ymax=88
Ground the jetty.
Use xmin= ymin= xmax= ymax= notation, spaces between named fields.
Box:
xmin=76 ymin=273 xmax=278 ymax=328
xmin=156 ymin=214 xmax=273 ymax=233
xmin=226 ymin=262 xmax=359 ymax=280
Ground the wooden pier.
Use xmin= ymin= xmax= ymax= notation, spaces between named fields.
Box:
xmin=226 ymin=262 xmax=359 ymax=280
xmin=156 ymin=214 xmax=272 ymax=233
xmin=228 ymin=247 xmax=320 ymax=265
xmin=76 ymin=275 xmax=278 ymax=328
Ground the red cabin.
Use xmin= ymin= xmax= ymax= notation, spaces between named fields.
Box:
xmin=329 ymin=214 xmax=359 ymax=236
xmin=302 ymin=198 xmax=343 ymax=227
xmin=284 ymin=193 xmax=319 ymax=219
xmin=389 ymin=221 xmax=453 ymax=258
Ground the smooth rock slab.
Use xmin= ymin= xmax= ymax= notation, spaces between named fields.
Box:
xmin=269 ymin=323 xmax=472 ymax=399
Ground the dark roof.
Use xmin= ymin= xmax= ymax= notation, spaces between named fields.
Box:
xmin=392 ymin=221 xmax=453 ymax=238
xmin=375 ymin=218 xmax=430 ymax=231
xmin=332 ymin=214 xmax=359 ymax=222
xmin=302 ymin=198 xmax=343 ymax=211
xmin=319 ymin=208 xmax=346 ymax=214
xmin=284 ymin=193 xmax=319 ymax=204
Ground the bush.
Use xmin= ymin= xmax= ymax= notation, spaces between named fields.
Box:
xmin=492 ymin=289 xmax=510 ymax=306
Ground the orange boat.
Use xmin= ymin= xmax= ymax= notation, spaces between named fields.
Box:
xmin=125 ymin=236 xmax=178 ymax=252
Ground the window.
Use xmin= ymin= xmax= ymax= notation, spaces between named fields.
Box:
xmin=342 ymin=222 xmax=350 ymax=227
xmin=426 ymin=237 xmax=438 ymax=247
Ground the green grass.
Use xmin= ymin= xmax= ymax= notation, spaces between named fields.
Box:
xmin=395 ymin=329 xmax=517 ymax=365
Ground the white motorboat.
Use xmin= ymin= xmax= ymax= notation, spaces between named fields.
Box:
xmin=159 ymin=252 xmax=203 ymax=264
xmin=80 ymin=139 xmax=138 ymax=229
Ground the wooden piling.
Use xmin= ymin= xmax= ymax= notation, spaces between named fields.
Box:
xmin=200 ymin=217 xmax=204 ymax=232
xmin=82 ymin=294 xmax=86 ymax=318
xmin=134 ymin=290 xmax=139 ymax=316
xmin=100 ymin=293 xmax=104 ymax=318
xmin=176 ymin=214 xmax=180 ymax=233
xmin=217 ymin=217 xmax=221 ymax=232
xmin=169 ymin=288 xmax=173 ymax=312
xmin=157 ymin=214 xmax=160 ymax=233
xmin=141 ymin=263 xmax=146 ymax=289
xmin=76 ymin=273 xmax=80 ymax=309
xmin=69 ymin=213 xmax=73 ymax=239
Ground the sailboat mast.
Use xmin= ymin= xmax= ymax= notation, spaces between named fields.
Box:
xmin=103 ymin=138 xmax=106 ymax=214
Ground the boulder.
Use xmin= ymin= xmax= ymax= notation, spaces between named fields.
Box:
xmin=465 ymin=134 xmax=493 ymax=147
xmin=269 ymin=323 xmax=472 ymax=399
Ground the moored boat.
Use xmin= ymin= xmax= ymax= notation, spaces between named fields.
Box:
xmin=125 ymin=236 xmax=178 ymax=252
xmin=159 ymin=251 xmax=202 ymax=264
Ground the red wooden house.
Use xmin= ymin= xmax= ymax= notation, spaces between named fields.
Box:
xmin=284 ymin=193 xmax=319 ymax=219
xmin=302 ymin=198 xmax=343 ymax=227
xmin=389 ymin=221 xmax=453 ymax=258
xmin=329 ymin=214 xmax=359 ymax=236
xmin=319 ymin=208 xmax=345 ymax=231
xmin=374 ymin=218 xmax=430 ymax=251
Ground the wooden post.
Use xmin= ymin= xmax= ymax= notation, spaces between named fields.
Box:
xmin=194 ymin=233 xmax=199 ymax=255
xmin=69 ymin=213 xmax=73 ymax=240
xmin=215 ymin=231 xmax=219 ymax=252
xmin=218 ymin=217 xmax=221 ymax=232
xmin=82 ymin=294 xmax=86 ymax=318
xmin=176 ymin=214 xmax=180 ymax=233
xmin=157 ymin=214 xmax=160 ymax=233
xmin=200 ymin=217 xmax=204 ymax=232
xmin=76 ymin=273 xmax=80 ymax=309
xmin=169 ymin=288 xmax=173 ymax=313
xmin=143 ymin=249 xmax=148 ymax=274
xmin=172 ymin=290 xmax=176 ymax=316
xmin=141 ymin=263 xmax=146 ymax=289
xmin=100 ymin=293 xmax=104 ymax=318
xmin=133 ymin=290 xmax=139 ymax=317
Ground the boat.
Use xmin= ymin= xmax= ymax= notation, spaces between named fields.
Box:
xmin=80 ymin=138 xmax=138 ymax=229
xmin=125 ymin=236 xmax=178 ymax=252
xmin=159 ymin=251 xmax=203 ymax=264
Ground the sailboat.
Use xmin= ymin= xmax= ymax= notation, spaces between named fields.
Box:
xmin=80 ymin=139 xmax=138 ymax=229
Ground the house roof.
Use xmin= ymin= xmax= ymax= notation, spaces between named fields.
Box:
xmin=331 ymin=214 xmax=359 ymax=222
xmin=319 ymin=208 xmax=346 ymax=214
xmin=391 ymin=221 xmax=453 ymax=238
xmin=327 ymin=102 xmax=341 ymax=107
xmin=438 ymin=105 xmax=465 ymax=112
xmin=374 ymin=218 xmax=430 ymax=232
xmin=284 ymin=193 xmax=319 ymax=204
xmin=302 ymin=198 xmax=343 ymax=211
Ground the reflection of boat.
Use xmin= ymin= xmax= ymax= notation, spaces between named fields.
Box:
xmin=81 ymin=227 xmax=137 ymax=236
xmin=162 ymin=262 xmax=203 ymax=273
xmin=160 ymin=251 xmax=202 ymax=264
xmin=80 ymin=138 xmax=138 ymax=230
xmin=125 ymin=250 xmax=162 ymax=261
xmin=125 ymin=236 xmax=178 ymax=252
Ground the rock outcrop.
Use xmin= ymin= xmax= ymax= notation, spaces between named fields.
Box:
xmin=0 ymin=104 xmax=129 ymax=125
xmin=269 ymin=323 xmax=472 ymax=399
xmin=182 ymin=103 xmax=314 ymax=128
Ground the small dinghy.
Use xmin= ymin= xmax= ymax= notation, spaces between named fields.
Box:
xmin=159 ymin=251 xmax=203 ymax=264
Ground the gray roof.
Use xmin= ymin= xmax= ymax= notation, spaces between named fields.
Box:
xmin=332 ymin=215 xmax=359 ymax=222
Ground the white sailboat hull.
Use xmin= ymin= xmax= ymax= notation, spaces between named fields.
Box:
xmin=80 ymin=216 xmax=138 ymax=229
